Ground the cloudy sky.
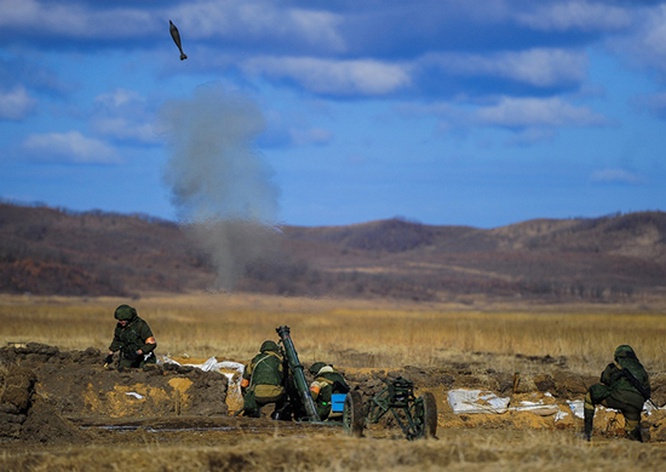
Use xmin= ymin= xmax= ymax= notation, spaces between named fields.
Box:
xmin=1 ymin=0 xmax=665 ymax=228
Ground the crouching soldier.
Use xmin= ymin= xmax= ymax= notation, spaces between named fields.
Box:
xmin=583 ymin=345 xmax=651 ymax=441
xmin=309 ymin=362 xmax=350 ymax=420
xmin=240 ymin=340 xmax=287 ymax=418
xmin=104 ymin=304 xmax=157 ymax=369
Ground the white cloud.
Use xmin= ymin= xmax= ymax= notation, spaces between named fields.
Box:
xmin=92 ymin=118 xmax=157 ymax=144
xmin=91 ymin=89 xmax=158 ymax=144
xmin=424 ymin=48 xmax=587 ymax=87
xmin=612 ymin=5 xmax=666 ymax=76
xmin=397 ymin=94 xmax=609 ymax=142
xmin=590 ymin=168 xmax=645 ymax=185
xmin=493 ymin=49 xmax=587 ymax=87
xmin=515 ymin=1 xmax=631 ymax=32
xmin=242 ymin=56 xmax=411 ymax=95
xmin=0 ymin=0 xmax=41 ymax=26
xmin=0 ymin=85 xmax=37 ymax=120
xmin=95 ymin=89 xmax=143 ymax=108
xmin=639 ymin=6 xmax=666 ymax=55
xmin=170 ymin=1 xmax=345 ymax=52
xmin=288 ymin=8 xmax=344 ymax=50
xmin=0 ymin=0 xmax=155 ymax=38
xmin=474 ymin=96 xmax=610 ymax=128
xmin=23 ymin=131 xmax=120 ymax=164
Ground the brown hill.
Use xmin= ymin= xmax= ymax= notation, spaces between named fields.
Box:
xmin=1 ymin=203 xmax=665 ymax=302
xmin=0 ymin=203 xmax=213 ymax=297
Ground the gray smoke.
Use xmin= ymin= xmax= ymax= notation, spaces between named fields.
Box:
xmin=160 ymin=84 xmax=281 ymax=289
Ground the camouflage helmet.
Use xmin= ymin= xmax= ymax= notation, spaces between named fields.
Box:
xmin=114 ymin=304 xmax=137 ymax=321
xmin=309 ymin=362 xmax=328 ymax=376
xmin=614 ymin=345 xmax=637 ymax=360
xmin=260 ymin=340 xmax=280 ymax=353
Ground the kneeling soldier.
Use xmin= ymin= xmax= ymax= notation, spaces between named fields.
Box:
xmin=105 ymin=304 xmax=157 ymax=369
xmin=240 ymin=340 xmax=287 ymax=418
xmin=309 ymin=362 xmax=350 ymax=420
xmin=583 ymin=345 xmax=650 ymax=441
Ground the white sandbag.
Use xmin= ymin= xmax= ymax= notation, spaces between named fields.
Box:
xmin=447 ymin=389 xmax=510 ymax=414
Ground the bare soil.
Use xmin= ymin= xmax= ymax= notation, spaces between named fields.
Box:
xmin=2 ymin=343 xmax=666 ymax=470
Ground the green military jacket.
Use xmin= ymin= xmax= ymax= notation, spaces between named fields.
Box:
xmin=243 ymin=350 xmax=285 ymax=401
xmin=243 ymin=351 xmax=284 ymax=387
xmin=310 ymin=367 xmax=350 ymax=419
xmin=109 ymin=316 xmax=155 ymax=360
xmin=590 ymin=358 xmax=650 ymax=409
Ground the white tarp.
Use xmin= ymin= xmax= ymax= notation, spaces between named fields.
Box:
xmin=567 ymin=399 xmax=658 ymax=419
xmin=160 ymin=355 xmax=245 ymax=400
xmin=160 ymin=355 xmax=244 ymax=375
xmin=513 ymin=392 xmax=561 ymax=416
xmin=448 ymin=390 xmax=660 ymax=422
xmin=447 ymin=389 xmax=511 ymax=414
xmin=567 ymin=400 xmax=585 ymax=419
xmin=448 ymin=389 xmax=561 ymax=417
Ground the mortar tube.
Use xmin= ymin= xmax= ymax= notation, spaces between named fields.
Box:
xmin=276 ymin=325 xmax=321 ymax=422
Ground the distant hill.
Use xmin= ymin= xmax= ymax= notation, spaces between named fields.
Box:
xmin=0 ymin=203 xmax=213 ymax=297
xmin=1 ymin=202 xmax=665 ymax=302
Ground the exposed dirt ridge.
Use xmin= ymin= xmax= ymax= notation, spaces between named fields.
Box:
xmin=2 ymin=343 xmax=666 ymax=444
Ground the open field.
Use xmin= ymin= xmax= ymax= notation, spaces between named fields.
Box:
xmin=1 ymin=292 xmax=666 ymax=470
xmin=2 ymin=292 xmax=666 ymax=373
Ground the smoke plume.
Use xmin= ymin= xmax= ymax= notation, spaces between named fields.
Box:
xmin=160 ymin=84 xmax=281 ymax=289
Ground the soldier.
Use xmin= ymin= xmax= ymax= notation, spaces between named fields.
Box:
xmin=104 ymin=304 xmax=157 ymax=369
xmin=240 ymin=340 xmax=286 ymax=418
xmin=309 ymin=362 xmax=350 ymax=420
xmin=583 ymin=344 xmax=651 ymax=441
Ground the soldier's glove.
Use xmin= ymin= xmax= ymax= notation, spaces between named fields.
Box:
xmin=104 ymin=354 xmax=113 ymax=365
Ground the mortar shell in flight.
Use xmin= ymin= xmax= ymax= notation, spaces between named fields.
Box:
xmin=169 ymin=20 xmax=188 ymax=61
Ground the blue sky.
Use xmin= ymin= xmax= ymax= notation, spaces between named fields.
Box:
xmin=1 ymin=0 xmax=665 ymax=228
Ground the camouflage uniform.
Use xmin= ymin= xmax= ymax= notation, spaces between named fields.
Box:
xmin=584 ymin=345 xmax=650 ymax=441
xmin=309 ymin=362 xmax=350 ymax=420
xmin=241 ymin=340 xmax=286 ymax=418
xmin=108 ymin=305 xmax=157 ymax=369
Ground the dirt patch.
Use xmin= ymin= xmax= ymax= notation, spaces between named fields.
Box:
xmin=1 ymin=365 xmax=35 ymax=412
xmin=0 ymin=343 xmax=229 ymax=442
xmin=1 ymin=343 xmax=665 ymax=445
xmin=21 ymin=399 xmax=90 ymax=444
xmin=0 ymin=365 xmax=36 ymax=439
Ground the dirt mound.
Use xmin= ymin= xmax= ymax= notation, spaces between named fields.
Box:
xmin=0 ymin=343 xmax=229 ymax=442
xmin=2 ymin=343 xmax=666 ymax=444
xmin=341 ymin=362 xmax=666 ymax=441
xmin=21 ymin=399 xmax=90 ymax=444
xmin=0 ymin=365 xmax=36 ymax=439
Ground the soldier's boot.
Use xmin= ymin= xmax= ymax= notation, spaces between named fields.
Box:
xmin=271 ymin=399 xmax=293 ymax=421
xmin=583 ymin=407 xmax=594 ymax=441
xmin=242 ymin=409 xmax=260 ymax=418
xmin=625 ymin=419 xmax=643 ymax=442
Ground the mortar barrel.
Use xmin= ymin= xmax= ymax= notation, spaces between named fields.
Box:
xmin=276 ymin=325 xmax=321 ymax=421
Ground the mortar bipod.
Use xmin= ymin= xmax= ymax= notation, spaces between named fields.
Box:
xmin=366 ymin=376 xmax=437 ymax=440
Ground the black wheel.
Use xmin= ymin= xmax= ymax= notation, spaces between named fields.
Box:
xmin=421 ymin=391 xmax=438 ymax=439
xmin=343 ymin=390 xmax=365 ymax=437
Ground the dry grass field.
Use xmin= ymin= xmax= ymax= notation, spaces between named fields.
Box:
xmin=1 ymin=292 xmax=666 ymax=470
xmin=2 ymin=292 xmax=665 ymax=373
